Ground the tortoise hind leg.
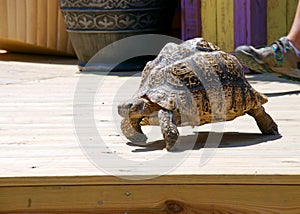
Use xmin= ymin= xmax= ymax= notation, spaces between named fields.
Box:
xmin=247 ymin=106 xmax=279 ymax=135
xmin=158 ymin=109 xmax=179 ymax=151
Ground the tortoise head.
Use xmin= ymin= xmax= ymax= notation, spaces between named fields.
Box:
xmin=118 ymin=97 xmax=161 ymax=119
xmin=118 ymin=98 xmax=146 ymax=119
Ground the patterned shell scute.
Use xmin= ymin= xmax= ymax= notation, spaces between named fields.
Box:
xmin=195 ymin=38 xmax=221 ymax=52
xmin=139 ymin=38 xmax=268 ymax=126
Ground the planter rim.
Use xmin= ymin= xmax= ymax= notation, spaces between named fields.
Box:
xmin=66 ymin=29 xmax=157 ymax=33
xmin=58 ymin=0 xmax=168 ymax=9
xmin=59 ymin=7 xmax=166 ymax=12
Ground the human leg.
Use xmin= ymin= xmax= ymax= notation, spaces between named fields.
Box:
xmin=287 ymin=0 xmax=300 ymax=50
xmin=235 ymin=1 xmax=300 ymax=80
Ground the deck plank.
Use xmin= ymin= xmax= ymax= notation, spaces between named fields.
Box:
xmin=0 ymin=55 xmax=299 ymax=212
xmin=0 ymin=60 xmax=299 ymax=178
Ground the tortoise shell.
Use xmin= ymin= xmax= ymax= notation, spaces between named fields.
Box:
xmin=136 ymin=38 xmax=267 ymax=126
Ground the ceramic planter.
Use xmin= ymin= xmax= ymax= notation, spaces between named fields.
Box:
xmin=59 ymin=0 xmax=176 ymax=70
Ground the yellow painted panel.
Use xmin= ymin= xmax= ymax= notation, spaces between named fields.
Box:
xmin=267 ymin=0 xmax=287 ymax=44
xmin=286 ymin=0 xmax=298 ymax=33
xmin=216 ymin=0 xmax=234 ymax=52
xmin=201 ymin=0 xmax=217 ymax=44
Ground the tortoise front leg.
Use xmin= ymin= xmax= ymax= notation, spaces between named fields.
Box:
xmin=121 ymin=118 xmax=147 ymax=143
xmin=158 ymin=109 xmax=179 ymax=151
xmin=247 ymin=106 xmax=279 ymax=135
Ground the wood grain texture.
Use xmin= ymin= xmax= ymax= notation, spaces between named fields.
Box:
xmin=267 ymin=0 xmax=298 ymax=43
xmin=36 ymin=0 xmax=47 ymax=47
xmin=46 ymin=0 xmax=58 ymax=49
xmin=0 ymin=0 xmax=74 ymax=55
xmin=16 ymin=0 xmax=26 ymax=42
xmin=0 ymin=0 xmax=8 ymax=38
xmin=216 ymin=0 xmax=234 ymax=52
xmin=286 ymin=0 xmax=298 ymax=33
xmin=201 ymin=0 xmax=217 ymax=44
xmin=183 ymin=0 xmax=235 ymax=51
xmin=248 ymin=0 xmax=267 ymax=46
xmin=26 ymin=0 xmax=37 ymax=44
xmin=204 ymin=0 xmax=297 ymax=49
xmin=233 ymin=0 xmax=247 ymax=47
xmin=6 ymin=0 xmax=17 ymax=40
xmin=0 ymin=184 xmax=299 ymax=213
xmin=1 ymin=175 xmax=300 ymax=187
xmin=0 ymin=66 xmax=299 ymax=178
xmin=0 ymin=58 xmax=299 ymax=212
xmin=267 ymin=0 xmax=287 ymax=43
xmin=181 ymin=0 xmax=202 ymax=40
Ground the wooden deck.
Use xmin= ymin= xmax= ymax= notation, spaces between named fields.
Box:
xmin=0 ymin=54 xmax=300 ymax=213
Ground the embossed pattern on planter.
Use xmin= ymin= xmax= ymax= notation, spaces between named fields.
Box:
xmin=61 ymin=11 xmax=162 ymax=31
xmin=59 ymin=0 xmax=170 ymax=31
xmin=59 ymin=0 xmax=167 ymax=9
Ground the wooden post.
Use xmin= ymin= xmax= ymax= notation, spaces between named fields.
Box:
xmin=216 ymin=0 xmax=234 ymax=52
xmin=181 ymin=0 xmax=234 ymax=52
xmin=234 ymin=0 xmax=267 ymax=48
xmin=181 ymin=0 xmax=202 ymax=40
xmin=201 ymin=0 xmax=217 ymax=44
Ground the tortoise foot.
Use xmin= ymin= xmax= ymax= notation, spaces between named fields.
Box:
xmin=247 ymin=106 xmax=279 ymax=135
xmin=158 ymin=110 xmax=179 ymax=151
xmin=121 ymin=118 xmax=147 ymax=142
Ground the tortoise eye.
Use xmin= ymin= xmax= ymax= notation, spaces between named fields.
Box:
xmin=127 ymin=103 xmax=133 ymax=108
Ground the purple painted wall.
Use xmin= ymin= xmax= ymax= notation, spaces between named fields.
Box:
xmin=181 ymin=0 xmax=201 ymax=40
xmin=181 ymin=0 xmax=267 ymax=47
xmin=234 ymin=0 xmax=267 ymax=48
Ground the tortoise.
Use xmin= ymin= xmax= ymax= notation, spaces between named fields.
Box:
xmin=118 ymin=38 xmax=279 ymax=151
